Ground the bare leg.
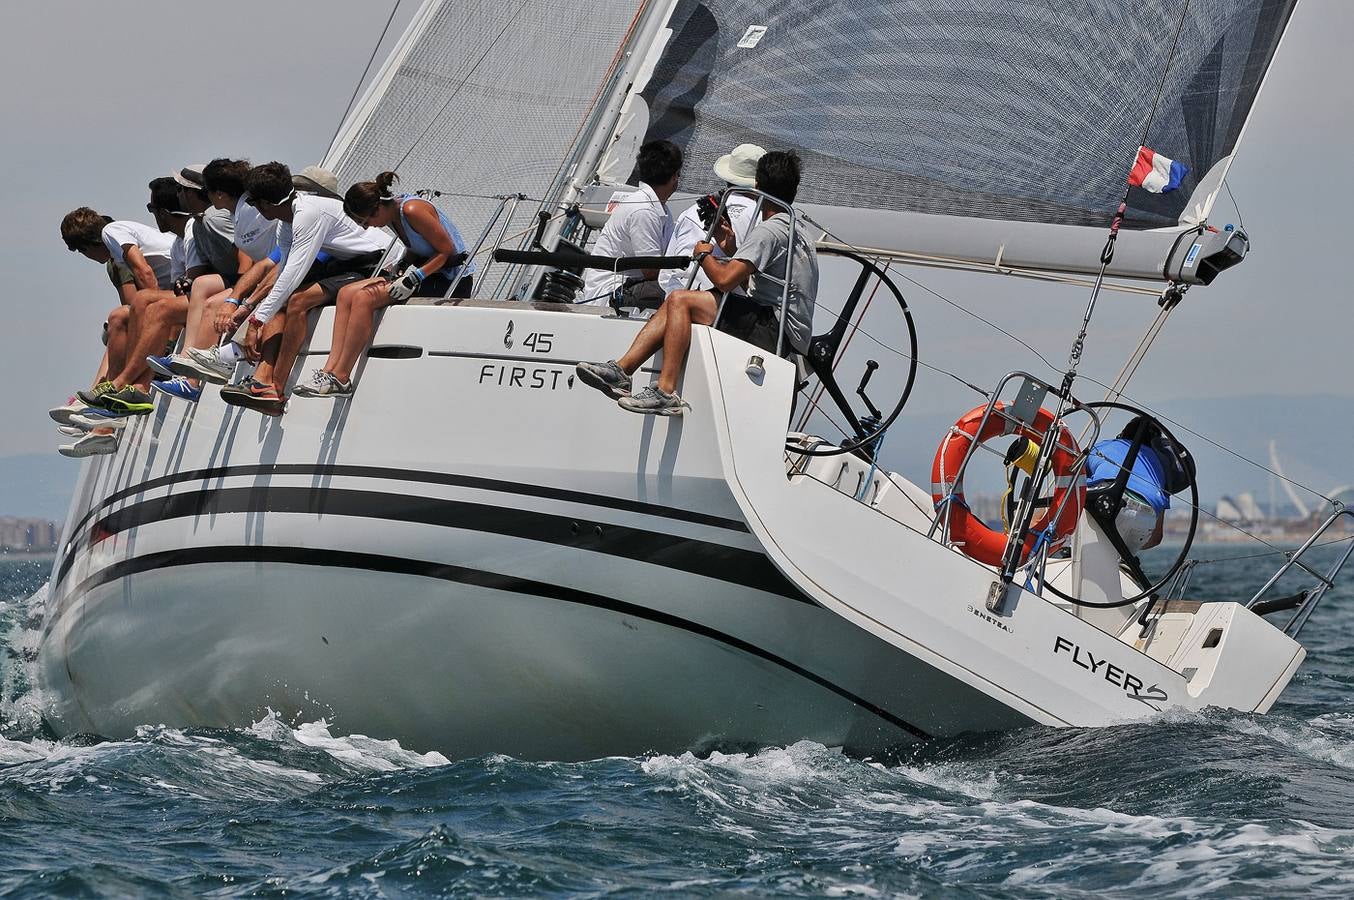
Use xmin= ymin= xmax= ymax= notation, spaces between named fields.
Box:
xmin=615 ymin=304 xmax=669 ymax=375
xmin=252 ymin=315 xmax=287 ymax=387
xmin=183 ymin=276 xmax=226 ymax=353
xmin=329 ymin=280 xmax=393 ymax=383
xmin=326 ymin=277 xmax=385 ymax=374
xmin=655 ymin=290 xmax=718 ymax=394
xmin=269 ymin=283 xmax=332 ymax=393
xmin=114 ymin=295 xmax=187 ymax=388
xmin=105 ymin=306 xmax=132 ymax=384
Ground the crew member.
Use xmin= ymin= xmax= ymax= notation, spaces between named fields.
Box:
xmin=295 ymin=170 xmax=474 ymax=398
xmin=660 ymin=143 xmax=764 ymax=294
xmin=220 ymin=161 xmax=389 ymax=413
xmin=579 ymin=140 xmax=682 ymax=309
xmin=576 ymin=150 xmax=818 ymax=415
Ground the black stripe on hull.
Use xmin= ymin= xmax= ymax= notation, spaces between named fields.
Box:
xmin=69 ymin=545 xmax=931 ymax=741
xmin=66 ymin=463 xmax=748 ymax=545
xmin=69 ymin=485 xmax=807 ymax=602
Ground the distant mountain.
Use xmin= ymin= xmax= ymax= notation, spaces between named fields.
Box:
xmin=0 ymin=454 xmax=77 ymax=521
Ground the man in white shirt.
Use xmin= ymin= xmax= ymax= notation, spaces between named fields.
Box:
xmin=63 ymin=187 xmax=187 ymax=415
xmin=659 ymin=143 xmax=764 ymax=295
xmin=580 ymin=140 xmax=682 ymax=310
xmin=221 ymin=161 xmax=389 ymax=414
xmin=577 ymin=151 xmax=817 ymax=416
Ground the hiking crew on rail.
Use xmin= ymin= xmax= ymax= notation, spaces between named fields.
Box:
xmin=51 ymin=145 xmax=816 ymax=453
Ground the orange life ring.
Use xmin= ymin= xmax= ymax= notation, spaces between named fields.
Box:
xmin=930 ymin=403 xmax=1086 ymax=567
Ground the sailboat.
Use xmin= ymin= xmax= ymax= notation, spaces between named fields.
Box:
xmin=37 ymin=0 xmax=1352 ymax=759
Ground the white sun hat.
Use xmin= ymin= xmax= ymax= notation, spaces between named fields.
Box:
xmin=712 ymin=143 xmax=767 ymax=187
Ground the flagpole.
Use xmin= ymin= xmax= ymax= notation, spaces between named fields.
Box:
xmin=992 ymin=0 xmax=1195 ymax=602
xmin=1061 ymin=0 xmax=1192 ymax=395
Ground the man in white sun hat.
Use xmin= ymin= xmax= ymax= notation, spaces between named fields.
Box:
xmin=660 ymin=143 xmax=764 ymax=294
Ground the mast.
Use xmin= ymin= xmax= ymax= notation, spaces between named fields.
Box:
xmin=516 ymin=0 xmax=678 ymax=298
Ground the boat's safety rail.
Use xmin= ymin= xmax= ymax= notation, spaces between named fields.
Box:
xmin=1241 ymin=507 xmax=1354 ymax=640
xmin=926 ymin=371 xmax=1101 ymax=606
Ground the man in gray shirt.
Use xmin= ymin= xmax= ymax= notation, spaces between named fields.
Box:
xmin=576 ymin=150 xmax=817 ymax=415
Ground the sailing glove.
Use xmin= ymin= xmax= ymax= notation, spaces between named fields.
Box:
xmin=387 ymin=267 xmax=425 ymax=303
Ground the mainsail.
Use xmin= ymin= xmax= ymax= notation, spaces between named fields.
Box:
xmin=324 ymin=0 xmax=645 ymax=293
xmin=628 ymin=0 xmax=1296 ymax=283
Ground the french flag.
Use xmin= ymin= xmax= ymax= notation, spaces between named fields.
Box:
xmin=1128 ymin=146 xmax=1189 ymax=193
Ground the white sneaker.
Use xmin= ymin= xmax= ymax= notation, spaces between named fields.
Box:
xmin=56 ymin=424 xmax=84 ymax=436
xmin=49 ymin=398 xmax=91 ymax=425
xmin=58 ymin=431 xmax=119 ymax=458
xmin=183 ymin=346 xmax=237 ymax=385
xmin=293 ymin=370 xmax=354 ymax=398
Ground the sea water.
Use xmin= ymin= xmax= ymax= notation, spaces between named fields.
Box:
xmin=1 ymin=549 xmax=1352 ymax=897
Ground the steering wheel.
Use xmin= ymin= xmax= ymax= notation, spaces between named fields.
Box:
xmin=1035 ymin=401 xmax=1200 ymax=608
xmin=787 ymin=247 xmax=918 ymax=458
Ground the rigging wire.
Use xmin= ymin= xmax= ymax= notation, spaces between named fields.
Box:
xmin=1187 ymin=536 xmax=1354 ymax=566
xmin=1225 ymin=181 xmax=1249 ymax=233
xmin=325 ymin=0 xmax=405 ymax=163
xmin=804 ymin=217 xmax=1338 ymax=509
xmin=799 ymin=211 xmax=1061 ymax=375
xmin=1077 ymin=372 xmax=1338 ymax=507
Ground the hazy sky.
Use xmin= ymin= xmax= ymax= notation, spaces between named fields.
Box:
xmin=0 ymin=0 xmax=1349 ymax=470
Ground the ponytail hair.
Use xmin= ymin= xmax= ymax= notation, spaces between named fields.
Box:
xmin=344 ymin=171 xmax=401 ymax=220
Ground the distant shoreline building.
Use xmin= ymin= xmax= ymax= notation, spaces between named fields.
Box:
xmin=0 ymin=517 xmax=60 ymax=554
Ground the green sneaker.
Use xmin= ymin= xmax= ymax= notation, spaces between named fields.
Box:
xmin=76 ymin=380 xmax=117 ymax=408
xmin=102 ymin=385 xmax=155 ymax=415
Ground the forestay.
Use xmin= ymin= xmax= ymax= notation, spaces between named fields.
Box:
xmin=631 ymin=0 xmax=1296 ymax=283
xmin=324 ymin=0 xmax=645 ymax=295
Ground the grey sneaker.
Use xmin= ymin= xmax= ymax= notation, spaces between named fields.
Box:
xmin=58 ymin=431 xmax=118 ymax=458
xmin=575 ymin=360 xmax=632 ymax=399
xmin=182 ymin=347 xmax=237 ymax=385
xmin=103 ymin=385 xmax=155 ymax=414
xmin=76 ymin=381 xmax=117 ymax=408
xmin=617 ymin=385 xmax=689 ymax=416
xmin=294 ymin=370 xmax=353 ymax=398
xmin=49 ymin=398 xmax=92 ymax=425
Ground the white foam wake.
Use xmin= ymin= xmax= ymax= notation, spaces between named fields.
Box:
xmin=249 ymin=712 xmax=450 ymax=772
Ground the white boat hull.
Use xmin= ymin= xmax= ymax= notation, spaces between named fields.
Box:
xmin=38 ymin=301 xmax=1304 ymax=757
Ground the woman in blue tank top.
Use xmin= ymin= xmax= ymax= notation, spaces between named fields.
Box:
xmin=295 ymin=171 xmax=475 ymax=397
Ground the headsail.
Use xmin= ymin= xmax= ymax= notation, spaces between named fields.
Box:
xmin=629 ymin=0 xmax=1296 ymax=283
xmin=323 ymin=0 xmax=645 ymax=294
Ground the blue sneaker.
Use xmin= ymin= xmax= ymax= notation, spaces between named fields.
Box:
xmin=151 ymin=376 xmax=201 ymax=403
xmin=68 ymin=407 xmax=130 ymax=430
xmin=146 ymin=354 xmax=178 ymax=380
